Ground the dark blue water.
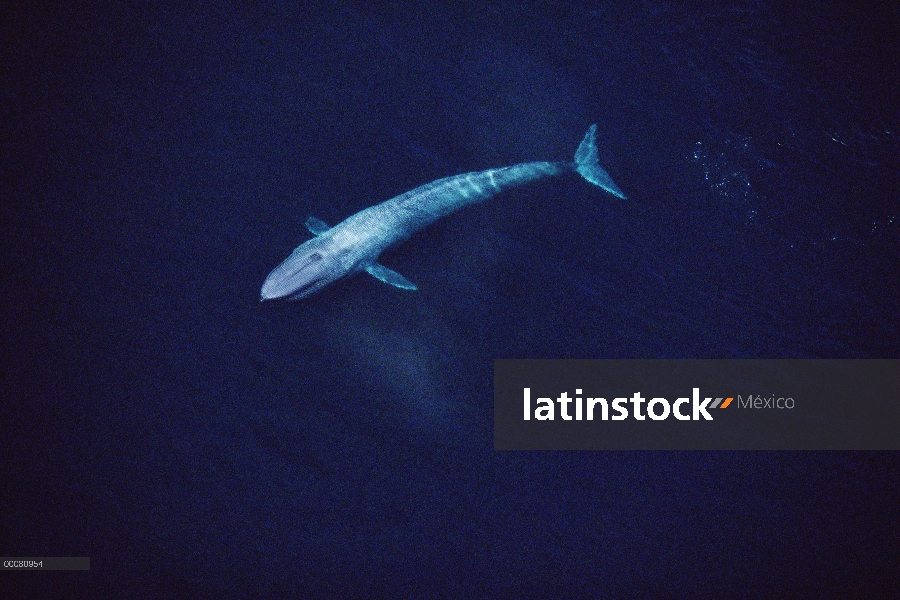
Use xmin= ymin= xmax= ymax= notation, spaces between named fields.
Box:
xmin=3 ymin=2 xmax=898 ymax=597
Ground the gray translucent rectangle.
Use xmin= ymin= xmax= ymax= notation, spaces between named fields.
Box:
xmin=1 ymin=557 xmax=90 ymax=570
xmin=494 ymin=360 xmax=900 ymax=450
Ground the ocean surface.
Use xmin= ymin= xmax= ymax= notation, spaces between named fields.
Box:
xmin=2 ymin=1 xmax=898 ymax=597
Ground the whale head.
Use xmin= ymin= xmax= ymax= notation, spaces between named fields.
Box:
xmin=260 ymin=236 xmax=352 ymax=301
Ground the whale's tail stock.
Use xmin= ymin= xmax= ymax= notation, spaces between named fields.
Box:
xmin=574 ymin=124 xmax=627 ymax=199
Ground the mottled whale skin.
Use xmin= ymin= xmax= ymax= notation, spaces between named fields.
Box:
xmin=260 ymin=125 xmax=626 ymax=301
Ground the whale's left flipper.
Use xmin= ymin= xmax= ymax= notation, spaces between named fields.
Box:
xmin=574 ymin=124 xmax=627 ymax=199
xmin=365 ymin=263 xmax=418 ymax=290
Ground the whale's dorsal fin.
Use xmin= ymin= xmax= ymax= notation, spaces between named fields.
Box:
xmin=365 ymin=263 xmax=418 ymax=291
xmin=305 ymin=216 xmax=331 ymax=236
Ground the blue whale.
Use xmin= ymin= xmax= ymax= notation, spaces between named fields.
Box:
xmin=260 ymin=125 xmax=626 ymax=301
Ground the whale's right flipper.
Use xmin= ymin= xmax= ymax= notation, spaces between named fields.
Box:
xmin=574 ymin=124 xmax=627 ymax=199
xmin=365 ymin=263 xmax=418 ymax=290
xmin=305 ymin=216 xmax=331 ymax=236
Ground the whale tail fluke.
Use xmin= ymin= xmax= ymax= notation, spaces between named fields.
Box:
xmin=574 ymin=124 xmax=627 ymax=199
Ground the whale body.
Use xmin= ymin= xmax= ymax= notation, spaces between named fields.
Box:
xmin=260 ymin=125 xmax=626 ymax=301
